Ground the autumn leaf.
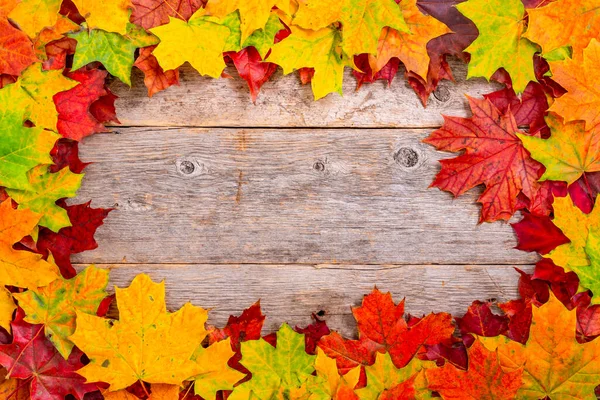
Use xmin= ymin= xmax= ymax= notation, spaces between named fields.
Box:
xmin=354 ymin=353 xmax=430 ymax=400
xmin=524 ymin=0 xmax=600 ymax=57
xmin=548 ymin=196 xmax=600 ymax=273
xmin=71 ymin=0 xmax=132 ymax=34
xmin=0 ymin=310 xmax=98 ymax=400
xmin=0 ymin=199 xmax=59 ymax=289
xmin=32 ymin=15 xmax=80 ymax=61
xmin=424 ymin=96 xmax=543 ymax=222
xmin=222 ymin=11 xmax=283 ymax=58
xmin=519 ymin=115 xmax=600 ymax=185
xmin=546 ymin=39 xmax=600 ymax=131
xmin=70 ymin=24 xmax=158 ymax=85
xmin=456 ymin=0 xmax=537 ymax=93
xmin=581 ymin=228 xmax=600 ymax=303
xmin=191 ymin=338 xmax=245 ymax=399
xmin=130 ymin=0 xmax=204 ymax=29
xmin=8 ymin=63 xmax=77 ymax=131
xmin=0 ymin=368 xmax=29 ymax=400
xmin=455 ymin=301 xmax=509 ymax=339
xmin=70 ymin=273 xmax=208 ymax=391
xmin=318 ymin=332 xmax=379 ymax=375
xmin=268 ymin=24 xmax=345 ymax=100
xmin=0 ymin=288 xmax=15 ymax=333
xmin=8 ymin=0 xmax=62 ymax=38
xmin=229 ymin=323 xmax=316 ymax=400
xmin=134 ymin=45 xmax=179 ymax=97
xmin=367 ymin=0 xmax=450 ymax=79
xmin=0 ymin=85 xmax=59 ymax=191
xmin=205 ymin=0 xmax=278 ymax=43
xmin=0 ymin=18 xmax=37 ymax=76
xmin=306 ymin=348 xmax=360 ymax=400
xmin=511 ymin=213 xmax=570 ymax=255
xmin=104 ymin=384 xmax=179 ymax=399
xmin=6 ymin=165 xmax=84 ymax=232
xmin=150 ymin=9 xmax=231 ymax=78
xmin=482 ymin=294 xmax=600 ymax=399
xmin=14 ymin=266 xmax=109 ymax=359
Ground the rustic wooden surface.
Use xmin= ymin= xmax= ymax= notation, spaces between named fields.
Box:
xmin=73 ymin=60 xmax=536 ymax=335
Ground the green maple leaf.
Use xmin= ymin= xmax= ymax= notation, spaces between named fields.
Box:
xmin=582 ymin=228 xmax=600 ymax=304
xmin=221 ymin=11 xmax=284 ymax=58
xmin=0 ymin=86 xmax=59 ymax=191
xmin=14 ymin=266 xmax=109 ymax=358
xmin=150 ymin=10 xmax=232 ymax=79
xmin=69 ymin=23 xmax=158 ymax=85
xmin=229 ymin=323 xmax=316 ymax=400
xmin=457 ymin=0 xmax=538 ymax=93
xmin=268 ymin=24 xmax=346 ymax=100
xmin=6 ymin=165 xmax=84 ymax=232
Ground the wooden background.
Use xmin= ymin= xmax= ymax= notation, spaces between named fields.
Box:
xmin=72 ymin=59 xmax=539 ymax=337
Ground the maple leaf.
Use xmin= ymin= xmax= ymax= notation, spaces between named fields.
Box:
xmin=150 ymin=9 xmax=231 ymax=78
xmin=36 ymin=201 xmax=112 ymax=278
xmin=0 ymin=199 xmax=59 ymax=289
xmin=229 ymin=323 xmax=316 ymax=400
xmin=134 ymin=45 xmax=179 ymax=97
xmin=0 ymin=86 xmax=59 ymax=191
xmin=456 ymin=0 xmax=538 ymax=93
xmin=90 ymin=87 xmax=120 ymax=124
xmin=70 ymin=273 xmax=208 ymax=391
xmin=483 ymin=294 xmax=600 ymax=399
xmin=205 ymin=0 xmax=279 ymax=43
xmin=6 ymin=165 xmax=84 ymax=232
xmin=54 ymin=68 xmax=109 ymax=141
xmin=511 ymin=213 xmax=570 ymax=255
xmin=524 ymin=0 xmax=600 ymax=57
xmin=14 ymin=266 xmax=109 ymax=359
xmin=519 ymin=115 xmax=600 ymax=185
xmin=581 ymin=228 xmax=600 ymax=304
xmin=0 ymin=288 xmax=15 ymax=333
xmin=32 ymin=15 xmax=80 ymax=61
xmin=426 ymin=339 xmax=523 ymax=400
xmin=191 ymin=338 xmax=246 ymax=399
xmin=455 ymin=301 xmax=509 ymax=339
xmin=548 ymin=196 xmax=600 ymax=273
xmin=222 ymin=11 xmax=283 ymax=58
xmin=424 ymin=96 xmax=543 ymax=222
xmin=0 ymin=310 xmax=98 ymax=400
xmin=226 ymin=48 xmax=277 ymax=103
xmin=0 ymin=368 xmax=29 ymax=400
xmin=0 ymin=17 xmax=37 ymax=76
xmin=268 ymin=24 xmax=345 ymax=100
xmin=131 ymin=0 xmax=204 ymax=30
xmin=354 ymin=353 xmax=430 ymax=400
xmin=7 ymin=0 xmax=62 ymax=38
xmin=43 ymin=37 xmax=77 ymax=70
xmin=546 ymin=39 xmax=600 ymax=131
xmin=306 ymin=348 xmax=360 ymax=400
xmin=104 ymin=384 xmax=179 ymax=399
xmin=318 ymin=332 xmax=379 ymax=375
xmin=71 ymin=0 xmax=132 ymax=34
xmin=7 ymin=63 xmax=77 ymax=131
xmin=366 ymin=0 xmax=450 ymax=80
xmin=70 ymin=24 xmax=158 ymax=85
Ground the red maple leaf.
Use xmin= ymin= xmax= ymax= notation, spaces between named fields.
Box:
xmin=130 ymin=0 xmax=205 ymax=30
xmin=50 ymin=138 xmax=90 ymax=174
xmin=43 ymin=37 xmax=77 ymax=71
xmin=0 ymin=310 xmax=98 ymax=400
xmin=36 ymin=201 xmax=112 ymax=278
xmin=134 ymin=45 xmax=179 ymax=97
xmin=225 ymin=47 xmax=278 ymax=103
xmin=511 ymin=213 xmax=570 ymax=254
xmin=90 ymin=88 xmax=120 ymax=124
xmin=353 ymin=54 xmax=400 ymax=89
xmin=424 ymin=96 xmax=544 ymax=222
xmin=54 ymin=68 xmax=108 ymax=141
xmin=455 ymin=301 xmax=509 ymax=340
xmin=0 ymin=19 xmax=37 ymax=76
xmin=295 ymin=314 xmax=331 ymax=355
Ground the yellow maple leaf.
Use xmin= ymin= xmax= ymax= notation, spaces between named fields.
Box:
xmin=191 ymin=338 xmax=245 ymax=398
xmin=205 ymin=0 xmax=279 ymax=43
xmin=104 ymin=384 xmax=179 ymax=400
xmin=33 ymin=16 xmax=80 ymax=60
xmin=292 ymin=0 xmax=341 ymax=30
xmin=150 ymin=9 xmax=231 ymax=78
xmin=71 ymin=0 xmax=132 ymax=34
xmin=0 ymin=199 xmax=59 ymax=290
xmin=267 ymin=24 xmax=346 ymax=100
xmin=70 ymin=274 xmax=209 ymax=391
xmin=368 ymin=0 xmax=450 ymax=79
xmin=547 ymin=39 xmax=600 ymax=131
xmin=549 ymin=196 xmax=600 ymax=272
xmin=307 ymin=348 xmax=361 ymax=399
xmin=0 ymin=288 xmax=15 ymax=333
xmin=482 ymin=294 xmax=600 ymax=399
xmin=8 ymin=0 xmax=62 ymax=38
xmin=524 ymin=0 xmax=600 ymax=57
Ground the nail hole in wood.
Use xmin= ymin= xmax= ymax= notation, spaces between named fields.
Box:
xmin=433 ymin=85 xmax=451 ymax=102
xmin=179 ymin=160 xmax=195 ymax=175
xmin=316 ymin=310 xmax=326 ymax=317
xmin=394 ymin=147 xmax=419 ymax=168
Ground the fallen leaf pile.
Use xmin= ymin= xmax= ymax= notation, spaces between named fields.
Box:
xmin=0 ymin=0 xmax=599 ymax=398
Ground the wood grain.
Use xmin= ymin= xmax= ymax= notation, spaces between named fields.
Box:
xmin=75 ymin=263 xmax=532 ymax=337
xmin=73 ymin=127 xmax=537 ymax=265
xmin=109 ymin=59 xmax=500 ymax=129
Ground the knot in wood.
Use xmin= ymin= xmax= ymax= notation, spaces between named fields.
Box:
xmin=394 ymin=147 xmax=419 ymax=168
xmin=313 ymin=160 xmax=326 ymax=172
xmin=179 ymin=160 xmax=195 ymax=175
xmin=433 ymin=85 xmax=451 ymax=102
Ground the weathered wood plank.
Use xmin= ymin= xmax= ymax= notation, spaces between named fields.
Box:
xmin=76 ymin=263 xmax=532 ymax=337
xmin=109 ymin=59 xmax=500 ymax=129
xmin=73 ymin=127 xmax=537 ymax=265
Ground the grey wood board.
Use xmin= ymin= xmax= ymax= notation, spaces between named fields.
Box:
xmin=108 ymin=59 xmax=500 ymax=129
xmin=75 ymin=263 xmax=532 ymax=338
xmin=72 ymin=127 xmax=537 ymax=265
